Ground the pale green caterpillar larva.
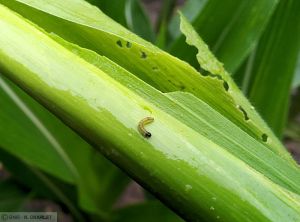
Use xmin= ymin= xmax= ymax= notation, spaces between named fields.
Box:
xmin=138 ymin=117 xmax=154 ymax=138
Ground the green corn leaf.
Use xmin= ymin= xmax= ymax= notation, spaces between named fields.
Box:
xmin=0 ymin=76 xmax=128 ymax=215
xmin=155 ymin=21 xmax=168 ymax=49
xmin=1 ymin=0 xmax=295 ymax=166
xmin=40 ymin=0 xmax=154 ymax=42
xmin=0 ymin=77 xmax=76 ymax=183
xmin=178 ymin=12 xmax=296 ymax=164
xmin=168 ymin=0 xmax=208 ymax=41
xmin=235 ymin=0 xmax=300 ymax=137
xmin=155 ymin=0 xmax=176 ymax=48
xmin=0 ymin=5 xmax=299 ymax=221
xmin=125 ymin=0 xmax=155 ymax=42
xmin=169 ymin=0 xmax=279 ymax=73
xmin=156 ymin=0 xmax=176 ymax=32
xmin=85 ymin=0 xmax=127 ymax=27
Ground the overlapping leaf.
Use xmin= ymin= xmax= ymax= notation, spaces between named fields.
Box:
xmin=0 ymin=70 xmax=128 ymax=216
xmin=169 ymin=0 xmax=279 ymax=73
xmin=235 ymin=0 xmax=300 ymax=137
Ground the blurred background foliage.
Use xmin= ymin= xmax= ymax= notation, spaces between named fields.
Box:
xmin=0 ymin=0 xmax=299 ymax=221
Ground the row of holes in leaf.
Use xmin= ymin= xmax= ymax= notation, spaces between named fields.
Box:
xmin=117 ymin=40 xmax=268 ymax=143
xmin=237 ymin=105 xmax=268 ymax=142
xmin=200 ymin=68 xmax=229 ymax=92
xmin=237 ymin=103 xmax=268 ymax=142
xmin=200 ymin=68 xmax=268 ymax=142
xmin=116 ymin=40 xmax=159 ymax=71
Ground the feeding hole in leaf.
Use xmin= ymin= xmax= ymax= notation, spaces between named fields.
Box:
xmin=262 ymin=134 xmax=268 ymax=142
xmin=116 ymin=40 xmax=123 ymax=47
xmin=141 ymin=51 xmax=147 ymax=59
xmin=199 ymin=67 xmax=228 ymax=91
xmin=210 ymin=74 xmax=222 ymax=80
xmin=180 ymin=85 xmax=186 ymax=90
xmin=223 ymin=81 xmax=229 ymax=91
xmin=199 ymin=67 xmax=210 ymax=76
xmin=167 ymin=79 xmax=185 ymax=90
xmin=237 ymin=105 xmax=249 ymax=121
xmin=199 ymin=67 xmax=222 ymax=80
xmin=126 ymin=41 xmax=132 ymax=48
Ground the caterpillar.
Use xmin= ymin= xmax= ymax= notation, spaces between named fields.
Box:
xmin=138 ymin=117 xmax=154 ymax=138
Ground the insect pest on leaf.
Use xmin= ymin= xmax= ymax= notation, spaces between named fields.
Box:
xmin=138 ymin=117 xmax=154 ymax=138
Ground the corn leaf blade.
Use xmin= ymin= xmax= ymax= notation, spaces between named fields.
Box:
xmin=169 ymin=0 xmax=279 ymax=73
xmin=235 ymin=0 xmax=300 ymax=137
xmin=0 ymin=72 xmax=128 ymax=215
